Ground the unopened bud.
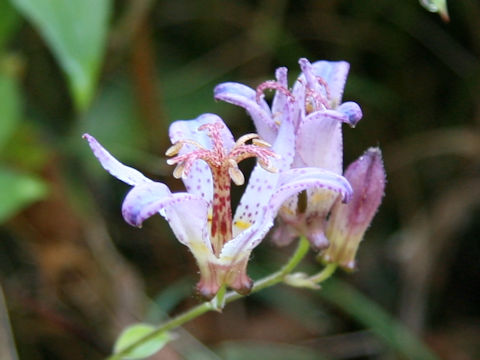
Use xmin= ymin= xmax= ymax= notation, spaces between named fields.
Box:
xmin=320 ymin=147 xmax=386 ymax=270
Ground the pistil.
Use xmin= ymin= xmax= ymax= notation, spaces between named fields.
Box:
xmin=167 ymin=121 xmax=278 ymax=257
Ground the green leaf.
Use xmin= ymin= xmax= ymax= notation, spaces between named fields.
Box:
xmin=113 ymin=323 xmax=171 ymax=360
xmin=10 ymin=0 xmax=112 ymax=110
xmin=0 ymin=70 xmax=21 ymax=150
xmin=0 ymin=0 xmax=20 ymax=49
xmin=0 ymin=167 xmax=47 ymax=223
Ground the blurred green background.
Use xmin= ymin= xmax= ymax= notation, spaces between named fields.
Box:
xmin=0 ymin=0 xmax=478 ymax=359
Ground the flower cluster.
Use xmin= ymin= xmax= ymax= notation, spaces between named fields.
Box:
xmin=84 ymin=58 xmax=385 ymax=298
xmin=215 ymin=58 xmax=385 ymax=270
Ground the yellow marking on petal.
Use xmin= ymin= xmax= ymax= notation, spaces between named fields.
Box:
xmin=311 ymin=191 xmax=335 ymax=204
xmin=280 ymin=205 xmax=296 ymax=216
xmin=234 ymin=220 xmax=252 ymax=230
xmin=190 ymin=241 xmax=211 ymax=257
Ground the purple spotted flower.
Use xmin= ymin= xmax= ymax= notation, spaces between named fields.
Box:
xmin=215 ymin=58 xmax=363 ymax=250
xmin=321 ymin=148 xmax=386 ymax=270
xmin=84 ymin=113 xmax=352 ymax=299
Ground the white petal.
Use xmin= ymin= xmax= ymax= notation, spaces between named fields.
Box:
xmin=83 ymin=134 xmax=152 ymax=186
xmin=121 ymin=183 xmax=213 ymax=254
xmin=296 ymin=110 xmax=346 ymax=174
xmin=214 ymin=82 xmax=277 ymax=144
xmin=232 ymin=107 xmax=295 ymax=235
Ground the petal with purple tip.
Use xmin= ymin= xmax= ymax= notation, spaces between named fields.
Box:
xmin=122 ymin=182 xmax=213 ymax=253
xmin=214 ymin=82 xmax=277 ymax=143
xmin=83 ymin=134 xmax=152 ymax=186
xmin=337 ymin=101 xmax=363 ymax=127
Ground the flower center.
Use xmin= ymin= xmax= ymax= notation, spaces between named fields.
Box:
xmin=166 ymin=121 xmax=279 ymax=256
xmin=300 ymin=76 xmax=331 ymax=114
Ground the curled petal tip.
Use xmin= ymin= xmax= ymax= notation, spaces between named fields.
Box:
xmin=338 ymin=101 xmax=363 ymax=127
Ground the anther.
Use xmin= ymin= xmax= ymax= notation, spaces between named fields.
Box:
xmin=235 ymin=133 xmax=259 ymax=146
xmin=173 ymin=163 xmax=185 ymax=179
xmin=252 ymin=138 xmax=272 ymax=148
xmin=165 ymin=142 xmax=183 ymax=157
xmin=258 ymin=158 xmax=278 ymax=173
xmin=228 ymin=159 xmax=245 ymax=186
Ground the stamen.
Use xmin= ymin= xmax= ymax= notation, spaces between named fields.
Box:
xmin=252 ymin=138 xmax=272 ymax=148
xmin=173 ymin=163 xmax=185 ymax=179
xmin=228 ymin=159 xmax=245 ymax=186
xmin=256 ymin=80 xmax=295 ymax=104
xmin=165 ymin=142 xmax=183 ymax=156
xmin=258 ymin=158 xmax=278 ymax=173
xmin=235 ymin=133 xmax=259 ymax=146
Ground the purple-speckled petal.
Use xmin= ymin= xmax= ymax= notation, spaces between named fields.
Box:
xmin=232 ymin=106 xmax=295 ymax=235
xmin=275 ymin=168 xmax=353 ymax=205
xmin=224 ymin=166 xmax=352 ymax=262
xmin=310 ymin=60 xmax=350 ymax=107
xmin=295 ymin=110 xmax=347 ymax=174
xmin=214 ymin=82 xmax=277 ymax=143
xmin=121 ymin=182 xmax=212 ymax=251
xmin=83 ymin=134 xmax=152 ymax=186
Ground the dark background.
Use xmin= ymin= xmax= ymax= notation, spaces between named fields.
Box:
xmin=0 ymin=0 xmax=478 ymax=359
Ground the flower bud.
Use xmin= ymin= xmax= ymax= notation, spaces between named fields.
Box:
xmin=320 ymin=148 xmax=386 ymax=270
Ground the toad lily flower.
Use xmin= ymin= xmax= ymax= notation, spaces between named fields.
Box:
xmin=320 ymin=148 xmax=386 ymax=270
xmin=84 ymin=113 xmax=353 ymax=299
xmin=214 ymin=58 xmax=363 ymax=250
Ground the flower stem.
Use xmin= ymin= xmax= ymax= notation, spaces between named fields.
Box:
xmin=309 ymin=263 xmax=337 ymax=284
xmin=107 ymin=236 xmax=310 ymax=360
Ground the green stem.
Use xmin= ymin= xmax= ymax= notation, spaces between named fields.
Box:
xmin=107 ymin=236 xmax=310 ymax=360
xmin=309 ymin=263 xmax=337 ymax=284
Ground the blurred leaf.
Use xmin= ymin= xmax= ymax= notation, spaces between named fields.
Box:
xmin=0 ymin=69 xmax=21 ymax=151
xmin=320 ymin=279 xmax=440 ymax=360
xmin=73 ymin=78 xmax=149 ymax=178
xmin=217 ymin=341 xmax=328 ymax=360
xmin=0 ymin=166 xmax=47 ymax=223
xmin=147 ymin=277 xmax=193 ymax=322
xmin=10 ymin=0 xmax=112 ymax=111
xmin=113 ymin=323 xmax=171 ymax=360
xmin=0 ymin=0 xmax=20 ymax=49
